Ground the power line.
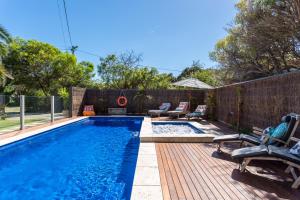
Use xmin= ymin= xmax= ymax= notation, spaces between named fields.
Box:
xmin=70 ymin=48 xmax=183 ymax=73
xmin=56 ymin=0 xmax=67 ymax=50
xmin=77 ymin=49 xmax=102 ymax=58
xmin=62 ymin=0 xmax=73 ymax=47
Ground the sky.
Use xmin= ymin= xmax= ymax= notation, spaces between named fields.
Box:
xmin=0 ymin=0 xmax=238 ymax=75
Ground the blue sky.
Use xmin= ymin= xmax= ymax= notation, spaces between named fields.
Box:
xmin=1 ymin=0 xmax=238 ymax=75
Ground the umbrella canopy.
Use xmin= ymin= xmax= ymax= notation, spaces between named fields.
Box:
xmin=172 ymin=78 xmax=214 ymax=89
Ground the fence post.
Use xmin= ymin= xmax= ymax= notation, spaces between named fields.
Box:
xmin=51 ymin=96 xmax=54 ymax=122
xmin=20 ymin=95 xmax=25 ymax=130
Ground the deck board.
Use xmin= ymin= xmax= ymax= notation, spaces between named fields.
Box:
xmin=156 ymin=143 xmax=300 ymax=200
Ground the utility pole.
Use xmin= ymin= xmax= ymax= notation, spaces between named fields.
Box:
xmin=70 ymin=45 xmax=78 ymax=54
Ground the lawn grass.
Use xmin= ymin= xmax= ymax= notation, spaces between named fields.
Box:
xmin=0 ymin=117 xmax=50 ymax=131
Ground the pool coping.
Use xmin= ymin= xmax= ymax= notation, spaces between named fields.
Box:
xmin=140 ymin=118 xmax=218 ymax=143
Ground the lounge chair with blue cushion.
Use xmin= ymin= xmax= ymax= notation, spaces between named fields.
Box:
xmin=231 ymin=141 xmax=300 ymax=189
xmin=167 ymin=102 xmax=189 ymax=118
xmin=148 ymin=103 xmax=171 ymax=117
xmin=213 ymin=113 xmax=300 ymax=152
xmin=186 ymin=105 xmax=207 ymax=120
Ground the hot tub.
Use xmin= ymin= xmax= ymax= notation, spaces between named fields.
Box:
xmin=140 ymin=119 xmax=216 ymax=143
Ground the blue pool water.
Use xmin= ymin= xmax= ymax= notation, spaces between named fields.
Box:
xmin=0 ymin=117 xmax=143 ymax=200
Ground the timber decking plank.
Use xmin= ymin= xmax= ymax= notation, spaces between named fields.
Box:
xmin=183 ymin=146 xmax=248 ymax=199
xmin=196 ymin=143 xmax=289 ymax=199
xmin=160 ymin=144 xmax=186 ymax=200
xmin=167 ymin=144 xmax=203 ymax=200
xmin=173 ymin=144 xmax=221 ymax=200
xmin=194 ymin=143 xmax=268 ymax=199
xmin=180 ymin=144 xmax=232 ymax=200
xmin=156 ymin=143 xmax=300 ymax=200
xmin=156 ymin=144 xmax=172 ymax=200
xmin=158 ymin=144 xmax=179 ymax=200
xmin=164 ymin=144 xmax=195 ymax=200
xmin=190 ymin=143 xmax=259 ymax=200
xmin=171 ymin=144 xmax=211 ymax=200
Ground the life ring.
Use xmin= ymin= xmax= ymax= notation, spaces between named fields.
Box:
xmin=117 ymin=96 xmax=128 ymax=107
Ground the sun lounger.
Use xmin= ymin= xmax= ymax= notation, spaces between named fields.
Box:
xmin=167 ymin=102 xmax=189 ymax=118
xmin=148 ymin=103 xmax=171 ymax=117
xmin=231 ymin=143 xmax=300 ymax=189
xmin=213 ymin=113 xmax=300 ymax=152
xmin=83 ymin=105 xmax=96 ymax=116
xmin=186 ymin=105 xmax=207 ymax=120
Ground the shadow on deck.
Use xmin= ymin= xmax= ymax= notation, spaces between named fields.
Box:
xmin=156 ymin=142 xmax=300 ymax=200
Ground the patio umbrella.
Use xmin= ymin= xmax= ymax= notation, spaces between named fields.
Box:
xmin=172 ymin=78 xmax=214 ymax=89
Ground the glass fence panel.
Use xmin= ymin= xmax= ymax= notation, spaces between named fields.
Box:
xmin=54 ymin=96 xmax=69 ymax=120
xmin=24 ymin=96 xmax=51 ymax=129
xmin=0 ymin=95 xmax=70 ymax=135
xmin=0 ymin=95 xmax=21 ymax=134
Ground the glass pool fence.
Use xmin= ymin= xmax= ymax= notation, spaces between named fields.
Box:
xmin=0 ymin=95 xmax=69 ymax=135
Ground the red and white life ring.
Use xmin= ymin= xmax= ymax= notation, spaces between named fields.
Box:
xmin=117 ymin=96 xmax=128 ymax=107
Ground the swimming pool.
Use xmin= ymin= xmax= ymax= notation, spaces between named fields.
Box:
xmin=0 ymin=117 xmax=143 ymax=200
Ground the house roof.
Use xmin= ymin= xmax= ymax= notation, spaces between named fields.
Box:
xmin=172 ymin=78 xmax=214 ymax=89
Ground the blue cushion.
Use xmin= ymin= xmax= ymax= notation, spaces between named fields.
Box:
xmin=268 ymin=122 xmax=288 ymax=144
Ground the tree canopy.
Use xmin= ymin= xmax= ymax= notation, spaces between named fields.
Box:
xmin=0 ymin=24 xmax=13 ymax=83
xmin=176 ymin=61 xmax=221 ymax=86
xmin=3 ymin=39 xmax=95 ymax=96
xmin=210 ymin=0 xmax=300 ymax=83
xmin=97 ymin=53 xmax=173 ymax=89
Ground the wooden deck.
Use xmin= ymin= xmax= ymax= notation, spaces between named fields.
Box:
xmin=156 ymin=143 xmax=300 ymax=200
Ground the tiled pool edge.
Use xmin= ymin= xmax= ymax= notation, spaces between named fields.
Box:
xmin=131 ymin=143 xmax=163 ymax=200
xmin=0 ymin=117 xmax=88 ymax=147
xmin=131 ymin=117 xmax=163 ymax=200
xmin=140 ymin=118 xmax=218 ymax=143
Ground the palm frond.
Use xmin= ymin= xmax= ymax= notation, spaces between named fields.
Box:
xmin=0 ymin=24 xmax=12 ymax=43
xmin=0 ymin=64 xmax=13 ymax=80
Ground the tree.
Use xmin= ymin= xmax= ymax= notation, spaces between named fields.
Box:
xmin=97 ymin=53 xmax=173 ymax=89
xmin=0 ymin=24 xmax=13 ymax=83
xmin=176 ymin=61 xmax=221 ymax=86
xmin=210 ymin=0 xmax=300 ymax=83
xmin=3 ymin=39 xmax=94 ymax=95
xmin=0 ymin=24 xmax=12 ymax=58
xmin=176 ymin=61 xmax=203 ymax=80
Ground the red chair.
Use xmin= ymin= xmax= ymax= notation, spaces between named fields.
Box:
xmin=83 ymin=105 xmax=96 ymax=116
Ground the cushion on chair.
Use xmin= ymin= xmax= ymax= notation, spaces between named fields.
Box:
xmin=268 ymin=122 xmax=289 ymax=145
xmin=149 ymin=110 xmax=164 ymax=114
xmin=84 ymin=105 xmax=94 ymax=111
xmin=268 ymin=145 xmax=300 ymax=164
xmin=175 ymin=102 xmax=188 ymax=111
xmin=231 ymin=145 xmax=269 ymax=159
xmin=213 ymin=134 xmax=241 ymax=143
xmin=159 ymin=103 xmax=171 ymax=111
xmin=195 ymin=105 xmax=206 ymax=113
xmin=277 ymin=116 xmax=297 ymax=144
xmin=289 ymin=141 xmax=300 ymax=157
xmin=186 ymin=112 xmax=203 ymax=117
xmin=240 ymin=134 xmax=261 ymax=145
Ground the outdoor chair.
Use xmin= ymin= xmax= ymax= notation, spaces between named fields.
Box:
xmin=83 ymin=105 xmax=96 ymax=116
xmin=167 ymin=102 xmax=189 ymax=118
xmin=185 ymin=105 xmax=207 ymax=120
xmin=231 ymin=142 xmax=300 ymax=189
xmin=213 ymin=113 xmax=300 ymax=152
xmin=148 ymin=102 xmax=171 ymax=118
